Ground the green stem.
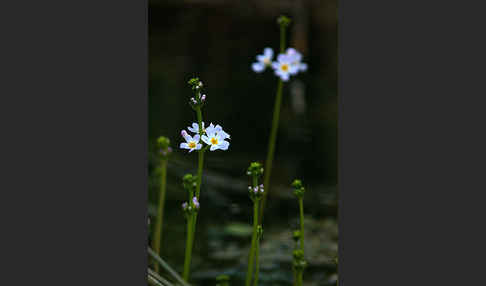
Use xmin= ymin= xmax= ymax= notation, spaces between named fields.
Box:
xmin=245 ymin=199 xmax=259 ymax=286
xmin=260 ymin=23 xmax=287 ymax=223
xmin=152 ymin=159 xmax=168 ymax=273
xmin=259 ymin=79 xmax=283 ymax=222
xmin=182 ymin=106 xmax=206 ymax=282
xmin=182 ymin=214 xmax=194 ymax=281
xmin=299 ymin=198 xmax=305 ymax=251
xmin=296 ymin=270 xmax=303 ymax=286
xmin=253 ymin=226 xmax=261 ymax=286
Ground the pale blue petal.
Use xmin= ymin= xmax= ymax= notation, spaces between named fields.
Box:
xmin=256 ymin=55 xmax=266 ymax=62
xmin=196 ymin=144 xmax=202 ymax=150
xmin=180 ymin=143 xmax=189 ymax=149
xmin=264 ymin=47 xmax=273 ymax=58
xmin=193 ymin=134 xmax=200 ymax=142
xmin=277 ymin=53 xmax=290 ymax=63
xmin=201 ymin=135 xmax=209 ymax=144
xmin=210 ymin=145 xmax=218 ymax=151
xmin=299 ymin=63 xmax=308 ymax=71
xmin=281 ymin=73 xmax=290 ymax=81
xmin=252 ymin=62 xmax=265 ymax=73
xmin=289 ymin=64 xmax=300 ymax=75
xmin=183 ymin=133 xmax=192 ymax=142
xmin=219 ymin=140 xmax=229 ymax=150
xmin=271 ymin=62 xmax=280 ymax=70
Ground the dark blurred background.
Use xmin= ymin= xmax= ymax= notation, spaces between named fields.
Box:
xmin=148 ymin=0 xmax=337 ymax=285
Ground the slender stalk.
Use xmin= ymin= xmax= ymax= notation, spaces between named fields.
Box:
xmin=148 ymin=247 xmax=190 ymax=286
xmin=252 ymin=228 xmax=261 ymax=286
xmin=245 ymin=199 xmax=259 ymax=286
xmin=182 ymin=214 xmax=194 ymax=280
xmin=148 ymin=268 xmax=174 ymax=286
xmin=296 ymin=271 xmax=303 ymax=286
xmin=259 ymin=21 xmax=288 ymax=223
xmin=152 ymin=158 xmax=168 ymax=273
xmin=182 ymin=106 xmax=206 ymax=282
xmin=298 ymin=198 xmax=305 ymax=251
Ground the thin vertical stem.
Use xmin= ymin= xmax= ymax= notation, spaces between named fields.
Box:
xmin=182 ymin=106 xmax=205 ymax=282
xmin=152 ymin=158 xmax=168 ymax=273
xmin=299 ymin=198 xmax=305 ymax=251
xmin=182 ymin=214 xmax=194 ymax=280
xmin=296 ymin=271 xmax=303 ymax=286
xmin=245 ymin=200 xmax=259 ymax=286
xmin=253 ymin=228 xmax=261 ymax=286
xmin=260 ymin=22 xmax=287 ymax=223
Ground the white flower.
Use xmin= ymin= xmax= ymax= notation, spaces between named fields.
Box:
xmin=179 ymin=131 xmax=202 ymax=153
xmin=205 ymin=123 xmax=231 ymax=140
xmin=272 ymin=54 xmax=299 ymax=81
xmin=286 ymin=48 xmax=308 ymax=73
xmin=252 ymin=47 xmax=274 ymax=73
xmin=187 ymin=122 xmax=205 ymax=134
xmin=201 ymin=128 xmax=230 ymax=151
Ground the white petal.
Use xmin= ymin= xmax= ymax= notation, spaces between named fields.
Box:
xmin=196 ymin=143 xmax=202 ymax=150
xmin=299 ymin=63 xmax=308 ymax=71
xmin=183 ymin=133 xmax=192 ymax=142
xmin=210 ymin=145 xmax=218 ymax=151
xmin=286 ymin=47 xmax=297 ymax=55
xmin=201 ymin=135 xmax=209 ymax=144
xmin=180 ymin=143 xmax=189 ymax=149
xmin=220 ymin=130 xmax=230 ymax=140
xmin=214 ymin=124 xmax=222 ymax=132
xmin=252 ymin=62 xmax=265 ymax=73
xmin=281 ymin=73 xmax=290 ymax=81
xmin=289 ymin=65 xmax=300 ymax=75
xmin=277 ymin=53 xmax=290 ymax=62
xmin=256 ymin=55 xmax=266 ymax=62
xmin=264 ymin=47 xmax=273 ymax=58
xmin=193 ymin=134 xmax=200 ymax=142
xmin=189 ymin=148 xmax=195 ymax=153
xmin=187 ymin=126 xmax=196 ymax=133
xmin=219 ymin=140 xmax=229 ymax=150
xmin=271 ymin=62 xmax=280 ymax=70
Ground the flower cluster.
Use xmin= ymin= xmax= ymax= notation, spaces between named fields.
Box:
xmin=248 ymin=184 xmax=265 ymax=201
xmin=180 ymin=122 xmax=230 ymax=152
xmin=292 ymin=249 xmax=307 ymax=270
xmin=156 ymin=136 xmax=172 ymax=159
xmin=187 ymin=78 xmax=206 ymax=109
xmin=182 ymin=196 xmax=200 ymax=217
xmin=246 ymin=162 xmax=264 ymax=177
xmin=251 ymin=47 xmax=307 ymax=81
xmin=182 ymin=174 xmax=197 ymax=191
xmin=292 ymin=179 xmax=305 ymax=198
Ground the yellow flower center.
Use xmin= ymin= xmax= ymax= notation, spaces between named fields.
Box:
xmin=188 ymin=142 xmax=196 ymax=149
xmin=263 ymin=58 xmax=270 ymax=65
xmin=210 ymin=137 xmax=218 ymax=145
xmin=281 ymin=64 xmax=289 ymax=72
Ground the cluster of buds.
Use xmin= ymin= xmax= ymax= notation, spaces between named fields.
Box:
xmin=291 ymin=179 xmax=305 ymax=198
xmin=248 ymin=184 xmax=264 ymax=201
xmin=292 ymin=249 xmax=307 ymax=271
xmin=292 ymin=230 xmax=302 ymax=243
xmin=157 ymin=136 xmax=172 ymax=159
xmin=256 ymin=225 xmax=263 ymax=240
xmin=187 ymin=77 xmax=206 ymax=109
xmin=246 ymin=162 xmax=264 ymax=178
xmin=277 ymin=15 xmax=291 ymax=27
xmin=182 ymin=174 xmax=198 ymax=192
xmin=215 ymin=274 xmax=230 ymax=286
xmin=182 ymin=196 xmax=200 ymax=218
